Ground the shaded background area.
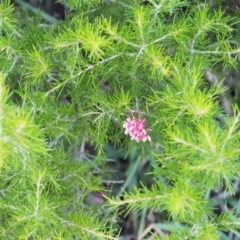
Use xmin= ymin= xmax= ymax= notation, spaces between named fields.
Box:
xmin=16 ymin=0 xmax=65 ymax=20
xmin=10 ymin=0 xmax=240 ymax=239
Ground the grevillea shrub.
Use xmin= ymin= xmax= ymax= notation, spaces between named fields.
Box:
xmin=1 ymin=0 xmax=240 ymax=239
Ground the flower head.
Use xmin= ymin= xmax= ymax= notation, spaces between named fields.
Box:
xmin=123 ymin=111 xmax=151 ymax=142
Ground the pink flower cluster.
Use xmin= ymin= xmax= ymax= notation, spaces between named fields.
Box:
xmin=123 ymin=111 xmax=151 ymax=142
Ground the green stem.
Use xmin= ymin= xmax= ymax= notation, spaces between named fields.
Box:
xmin=14 ymin=0 xmax=59 ymax=24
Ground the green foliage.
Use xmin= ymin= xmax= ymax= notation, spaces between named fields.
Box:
xmin=61 ymin=0 xmax=102 ymax=10
xmin=1 ymin=0 xmax=240 ymax=238
xmin=0 ymin=0 xmax=16 ymax=34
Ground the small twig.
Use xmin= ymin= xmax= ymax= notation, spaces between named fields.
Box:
xmin=205 ymin=70 xmax=233 ymax=116
xmin=48 ymin=116 xmax=79 ymax=148
xmin=54 ymin=213 xmax=118 ymax=240
xmin=102 ymin=179 xmax=124 ymax=184
xmin=139 ymin=223 xmax=165 ymax=240
xmin=6 ymin=54 xmax=19 ymax=75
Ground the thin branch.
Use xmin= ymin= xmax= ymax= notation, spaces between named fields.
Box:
xmin=107 ymin=29 xmax=140 ymax=48
xmin=220 ymin=112 xmax=240 ymax=153
xmin=48 ymin=116 xmax=79 ymax=148
xmin=44 ymin=52 xmax=136 ymax=95
xmin=6 ymin=54 xmax=19 ymax=75
xmin=108 ymin=195 xmax=164 ymax=207
xmin=173 ymin=137 xmax=208 ymax=154
xmin=148 ymin=29 xmax=184 ymax=46
xmin=54 ymin=214 xmax=118 ymax=240
xmin=102 ymin=179 xmax=124 ymax=184
xmin=70 ymin=53 xmax=134 ymax=80
xmin=139 ymin=223 xmax=165 ymax=240
xmin=33 ymin=174 xmax=42 ymax=217
xmin=190 ymin=48 xmax=240 ymax=55
xmin=189 ymin=22 xmax=238 ymax=56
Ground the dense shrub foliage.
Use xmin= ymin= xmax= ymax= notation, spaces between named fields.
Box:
xmin=1 ymin=0 xmax=240 ymax=239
